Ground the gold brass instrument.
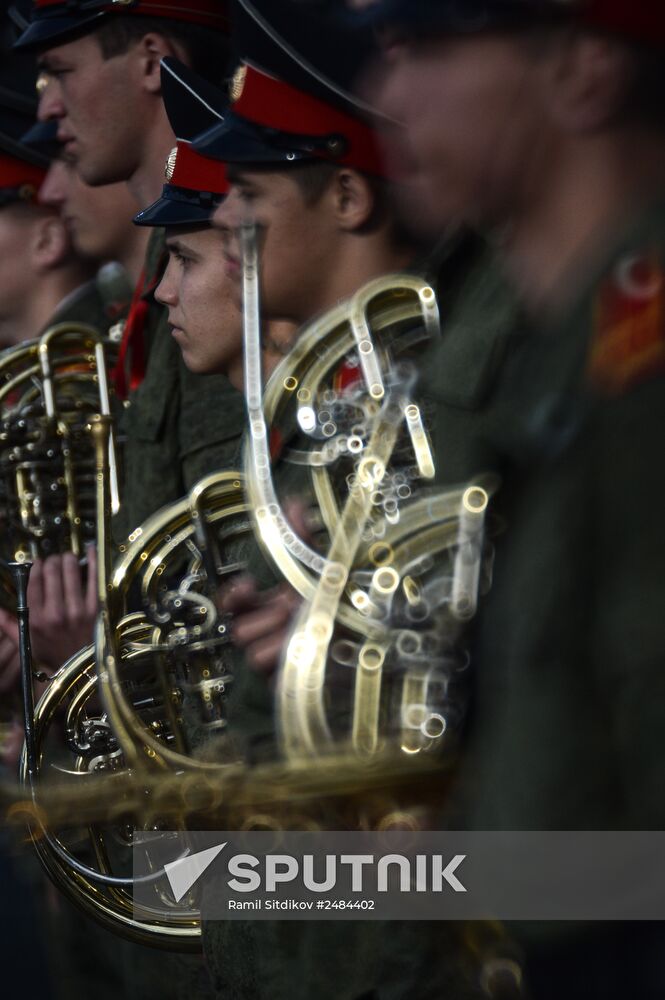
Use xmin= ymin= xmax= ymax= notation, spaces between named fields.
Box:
xmin=239 ymin=221 xmax=493 ymax=764
xmin=97 ymin=469 xmax=249 ymax=771
xmin=0 ymin=322 xmax=121 ymax=755
xmin=12 ymin=416 xmax=249 ymax=946
xmin=0 ymin=322 xmax=121 ymax=564
xmin=3 ymin=230 xmax=494 ymax=949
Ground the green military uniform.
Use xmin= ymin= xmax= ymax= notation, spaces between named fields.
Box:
xmin=462 ymin=200 xmax=665 ymax=829
xmin=47 ymin=280 xmax=112 ymax=332
xmin=453 ymin=199 xmax=665 ymax=992
xmin=419 ymin=240 xmax=524 ymax=488
xmin=112 ymin=230 xmax=246 ymax=544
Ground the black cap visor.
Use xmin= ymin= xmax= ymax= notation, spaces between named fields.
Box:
xmin=193 ymin=111 xmax=316 ymax=166
xmin=134 ymin=184 xmax=224 ymax=228
xmin=14 ymin=12 xmax=106 ymax=52
xmin=0 ymin=129 xmax=50 ymax=169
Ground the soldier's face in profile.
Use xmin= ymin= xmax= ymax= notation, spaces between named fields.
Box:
xmin=36 ymin=34 xmax=150 ymax=187
xmin=372 ymin=31 xmax=553 ymax=231
xmin=39 ymin=158 xmax=142 ymax=264
xmin=212 ymin=168 xmax=340 ymax=326
xmin=0 ymin=203 xmax=70 ymax=342
xmin=156 ymin=225 xmax=244 ymax=380
xmin=0 ymin=205 xmax=39 ymax=334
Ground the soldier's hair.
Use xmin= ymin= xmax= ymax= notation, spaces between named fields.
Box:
xmin=225 ymin=159 xmax=424 ymax=253
xmin=286 ymin=161 xmax=338 ymax=206
xmin=288 ymin=161 xmax=423 ymax=253
xmin=94 ymin=16 xmax=228 ymax=85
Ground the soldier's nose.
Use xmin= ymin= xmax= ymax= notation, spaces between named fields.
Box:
xmin=37 ymin=82 xmax=65 ymax=124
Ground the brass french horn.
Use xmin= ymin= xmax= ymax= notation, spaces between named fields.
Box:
xmin=14 ymin=417 xmax=249 ymax=947
xmin=239 ymin=221 xmax=492 ymax=763
xmin=0 ymin=322 xmax=121 ymax=758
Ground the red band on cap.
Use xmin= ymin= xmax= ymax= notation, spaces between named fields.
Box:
xmin=0 ymin=154 xmax=47 ymax=200
xmin=582 ymin=1 xmax=665 ymax=44
xmin=33 ymin=0 xmax=230 ymax=30
xmin=234 ymin=64 xmax=388 ymax=177
xmin=170 ymin=140 xmax=228 ymax=195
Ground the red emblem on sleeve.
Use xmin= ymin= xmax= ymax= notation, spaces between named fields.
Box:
xmin=588 ymin=252 xmax=665 ymax=394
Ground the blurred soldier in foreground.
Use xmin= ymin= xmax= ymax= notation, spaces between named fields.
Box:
xmin=369 ymin=0 xmax=665 ymax=996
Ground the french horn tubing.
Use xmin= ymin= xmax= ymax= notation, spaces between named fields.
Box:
xmin=0 ymin=322 xmax=120 ymax=761
xmin=11 ymin=416 xmax=222 ymax=948
xmin=238 ymin=220 xmax=493 ymax=763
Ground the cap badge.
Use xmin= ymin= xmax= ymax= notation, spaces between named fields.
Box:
xmin=165 ymin=147 xmax=178 ymax=182
xmin=230 ymin=65 xmax=247 ymax=104
xmin=18 ymin=184 xmax=36 ymax=203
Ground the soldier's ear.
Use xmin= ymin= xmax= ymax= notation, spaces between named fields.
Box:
xmin=31 ymin=213 xmax=70 ymax=271
xmin=332 ymin=169 xmax=375 ymax=233
xmin=133 ymin=32 xmax=182 ymax=96
xmin=544 ymin=32 xmax=634 ymax=132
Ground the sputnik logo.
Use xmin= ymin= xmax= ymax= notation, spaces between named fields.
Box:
xmin=164 ymin=843 xmax=227 ymax=902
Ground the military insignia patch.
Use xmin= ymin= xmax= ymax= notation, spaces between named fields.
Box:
xmin=588 ymin=251 xmax=665 ymax=394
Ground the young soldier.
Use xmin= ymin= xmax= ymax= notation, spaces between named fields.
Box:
xmin=370 ymin=0 xmax=665 ymax=995
xmin=23 ymin=114 xmax=150 ymax=355
xmin=0 ymin=87 xmax=116 ymax=691
xmin=0 ymin=99 xmax=98 ymax=348
xmin=40 ymin=153 xmax=150 ymax=288
xmin=184 ymin=0 xmax=428 ymax=722
xmin=134 ymin=57 xmax=244 ymax=381
xmin=0 ymin=105 xmax=149 ymax=689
